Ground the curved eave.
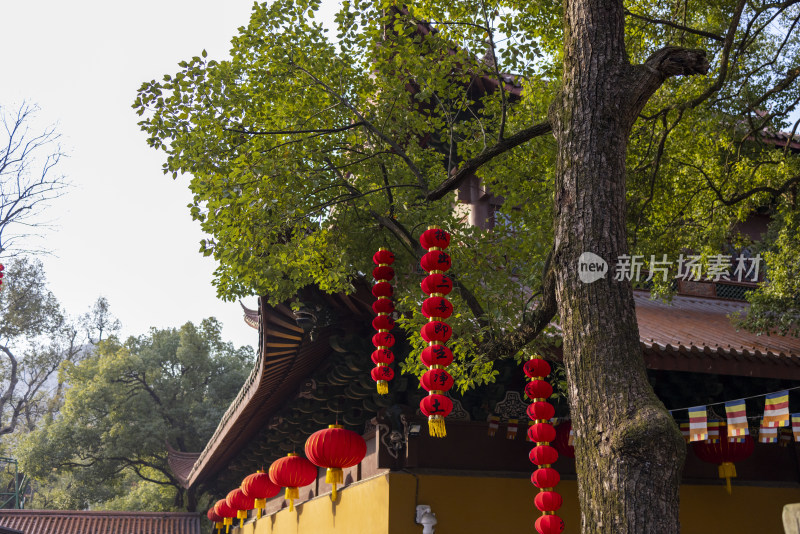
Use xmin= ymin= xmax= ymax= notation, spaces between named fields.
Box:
xmin=183 ymin=287 xmax=373 ymax=488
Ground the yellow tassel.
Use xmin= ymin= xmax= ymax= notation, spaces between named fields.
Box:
xmin=286 ymin=486 xmax=298 ymax=510
xmin=377 ymin=380 xmax=388 ymax=395
xmin=331 ymin=484 xmax=337 ymax=501
xmin=255 ymin=498 xmax=265 ymax=519
xmin=429 ymin=416 xmax=447 ymax=438
xmin=719 ymin=462 xmax=737 ymax=494
xmin=326 ymin=467 xmax=343 ymax=485
xmin=223 ymin=517 xmax=232 ymax=534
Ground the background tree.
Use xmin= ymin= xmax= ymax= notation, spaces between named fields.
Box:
xmin=19 ymin=319 xmax=253 ymax=512
xmin=0 ymin=103 xmax=68 ymax=256
xmin=134 ymin=0 xmax=800 ymax=531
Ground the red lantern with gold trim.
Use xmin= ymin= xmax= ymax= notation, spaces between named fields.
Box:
xmin=268 ymin=453 xmax=318 ymax=511
xmin=419 ymin=228 xmax=451 ymax=249
xmin=421 ymin=273 xmax=453 ymax=295
xmin=420 ymin=344 xmax=454 ymax=367
xmin=371 ymin=349 xmax=394 ymax=365
xmin=242 ymin=470 xmax=281 ymax=519
xmin=304 ymin=425 xmax=367 ymax=500
xmin=226 ymin=488 xmax=254 ymax=528
xmin=207 ymin=508 xmax=223 ymax=533
xmin=213 ymin=499 xmax=237 ymax=533
xmin=531 ymin=467 xmax=560 ymax=489
xmin=528 ymin=422 xmax=557 ymax=443
xmin=421 ymin=297 xmax=453 ymax=319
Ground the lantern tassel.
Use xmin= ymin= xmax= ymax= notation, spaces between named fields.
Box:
xmin=429 ymin=416 xmax=447 ymax=438
xmin=719 ymin=462 xmax=736 ymax=495
xmin=223 ymin=517 xmax=232 ymax=534
xmin=255 ymin=498 xmax=265 ymax=519
xmin=326 ymin=467 xmax=343 ymax=501
xmin=377 ymin=380 xmax=388 ymax=395
xmin=286 ymin=487 xmax=299 ymax=511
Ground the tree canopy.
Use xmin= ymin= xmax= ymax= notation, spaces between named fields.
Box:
xmin=134 ymin=0 xmax=800 ymax=530
xmin=19 ymin=319 xmax=253 ymax=511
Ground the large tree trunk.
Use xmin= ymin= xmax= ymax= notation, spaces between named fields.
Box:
xmin=549 ymin=0 xmax=706 ymax=531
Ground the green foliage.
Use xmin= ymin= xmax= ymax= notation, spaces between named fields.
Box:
xmin=133 ymin=0 xmax=800 ymax=403
xmin=19 ymin=319 xmax=253 ymax=511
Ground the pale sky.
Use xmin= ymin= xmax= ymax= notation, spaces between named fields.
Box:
xmin=1 ymin=1 xmax=265 ymax=350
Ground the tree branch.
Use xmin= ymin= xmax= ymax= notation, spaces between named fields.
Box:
xmin=624 ymin=9 xmax=724 ymax=42
xmin=425 ymin=120 xmax=553 ymax=201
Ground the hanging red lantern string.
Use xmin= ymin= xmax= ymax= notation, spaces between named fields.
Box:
xmin=268 ymin=453 xmax=318 ymax=511
xmin=371 ymin=248 xmax=396 ymax=395
xmin=241 ymin=469 xmax=282 ymax=519
xmin=213 ymin=499 xmax=237 ymax=534
xmin=419 ymin=226 xmax=454 ymax=438
xmin=524 ymin=355 xmax=565 ymax=534
xmin=226 ymin=488 xmax=255 ymax=528
xmin=305 ymin=424 xmax=368 ymax=500
xmin=206 ymin=508 xmax=223 ymax=534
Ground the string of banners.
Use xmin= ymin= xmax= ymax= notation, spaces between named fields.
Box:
xmin=673 ymin=388 xmax=800 ymax=444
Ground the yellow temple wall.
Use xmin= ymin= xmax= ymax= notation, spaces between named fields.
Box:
xmin=235 ymin=472 xmax=800 ymax=534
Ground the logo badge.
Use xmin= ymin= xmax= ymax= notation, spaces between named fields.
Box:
xmin=578 ymin=252 xmax=608 ymax=284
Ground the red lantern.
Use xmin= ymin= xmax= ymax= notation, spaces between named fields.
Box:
xmin=420 ymin=321 xmax=452 ymax=343
xmin=371 ymin=349 xmax=395 ymax=365
xmin=371 ymin=281 xmax=393 ymax=298
xmin=524 ymin=358 xmax=552 ymax=378
xmin=421 ymin=297 xmax=453 ymax=319
xmin=525 ymin=380 xmax=553 ymax=400
xmin=421 ymin=250 xmax=452 ymax=272
xmin=527 ymin=401 xmax=555 ymax=421
xmin=268 ymin=453 xmax=318 ymax=511
xmin=528 ymin=422 xmax=556 ymax=443
xmin=242 ymin=470 xmax=281 ymax=519
xmin=531 ymin=467 xmax=561 ymax=489
xmin=372 ymin=315 xmax=395 ymax=331
xmin=693 ymin=424 xmax=755 ymax=494
xmin=207 ymin=508 xmax=223 ymax=533
xmin=213 ymin=499 xmax=236 ymax=533
xmin=372 ymin=332 xmax=395 ymax=348
xmin=420 ymin=394 xmax=453 ymax=419
xmin=420 ymin=369 xmax=454 ymax=392
xmin=372 ymin=265 xmax=395 ymax=281
xmin=371 ymin=365 xmax=395 ymax=382
xmin=421 ymin=273 xmax=453 ymax=295
xmin=373 ymin=249 xmax=395 ymax=265
xmin=372 ymin=299 xmax=394 ymax=314
xmin=226 ymin=488 xmax=255 ymax=527
xmin=419 ymin=228 xmax=451 ymax=249
xmin=305 ymin=425 xmax=367 ymax=500
xmin=420 ymin=344 xmax=454 ymax=367
xmin=553 ymin=421 xmax=576 ymax=459
xmin=535 ymin=491 xmax=563 ymax=512
xmin=536 ymin=514 xmax=565 ymax=534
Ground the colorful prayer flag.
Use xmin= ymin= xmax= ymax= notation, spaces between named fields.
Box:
xmin=759 ymin=421 xmax=778 ymax=443
xmin=764 ymin=390 xmax=790 ymax=428
xmin=792 ymin=413 xmax=800 ymax=442
xmin=487 ymin=415 xmax=500 ymax=437
xmin=725 ymin=399 xmax=749 ymax=438
xmin=706 ymin=420 xmax=721 ymax=443
xmin=506 ymin=419 xmax=519 ymax=440
xmin=688 ymin=406 xmax=708 ymax=442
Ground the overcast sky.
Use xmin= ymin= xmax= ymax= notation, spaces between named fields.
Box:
xmin=1 ymin=1 xmax=263 ymax=350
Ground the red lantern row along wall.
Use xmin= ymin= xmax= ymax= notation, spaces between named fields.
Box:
xmin=371 ymin=248 xmax=396 ymax=395
xmin=693 ymin=423 xmax=755 ymax=494
xmin=205 ymin=426 xmax=368 ymax=527
xmin=419 ymin=227 xmax=455 ymax=438
xmin=524 ymin=355 xmax=565 ymax=534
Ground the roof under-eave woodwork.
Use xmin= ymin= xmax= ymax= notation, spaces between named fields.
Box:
xmin=0 ymin=510 xmax=201 ymax=534
xmin=178 ymin=287 xmax=373 ymax=488
xmin=635 ymin=291 xmax=800 ymax=379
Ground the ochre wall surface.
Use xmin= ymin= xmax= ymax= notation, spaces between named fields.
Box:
xmin=236 ymin=472 xmax=800 ymax=533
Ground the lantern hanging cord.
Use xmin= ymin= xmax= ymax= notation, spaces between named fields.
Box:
xmin=667 ymin=384 xmax=800 ymax=413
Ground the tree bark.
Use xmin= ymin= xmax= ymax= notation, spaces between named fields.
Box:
xmin=549 ymin=0 xmax=706 ymax=531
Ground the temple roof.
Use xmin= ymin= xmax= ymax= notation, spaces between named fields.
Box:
xmin=636 ymin=291 xmax=800 ymax=379
xmin=174 ymin=285 xmax=800 ymax=488
xmin=0 ymin=510 xmax=201 ymax=534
